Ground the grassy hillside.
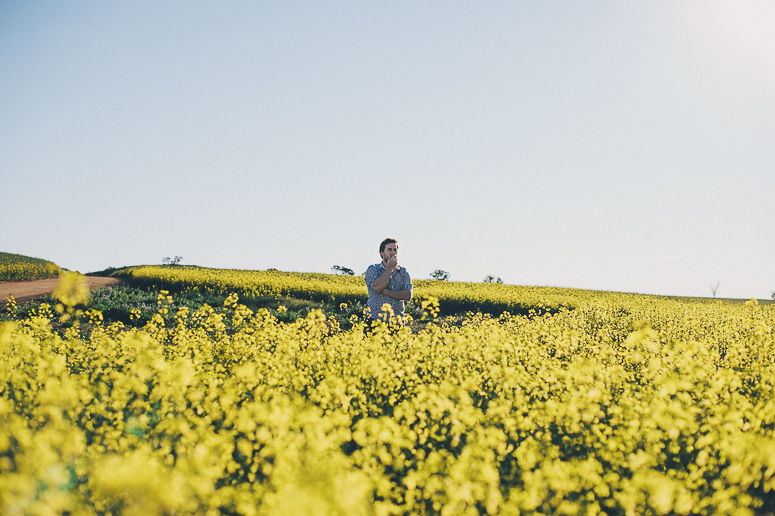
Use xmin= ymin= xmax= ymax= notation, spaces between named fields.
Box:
xmin=0 ymin=251 xmax=62 ymax=281
xmin=110 ymin=264 xmax=715 ymax=317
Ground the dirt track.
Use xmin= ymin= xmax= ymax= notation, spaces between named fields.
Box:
xmin=0 ymin=277 xmax=123 ymax=304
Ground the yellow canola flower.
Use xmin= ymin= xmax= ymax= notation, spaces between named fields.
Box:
xmin=2 ymin=269 xmax=774 ymax=516
xmin=52 ymin=271 xmax=91 ymax=324
xmin=110 ymin=264 xmax=633 ymax=318
xmin=0 ymin=251 xmax=62 ymax=281
xmin=53 ymin=271 xmax=91 ymax=309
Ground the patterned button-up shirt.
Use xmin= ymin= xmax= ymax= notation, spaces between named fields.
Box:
xmin=365 ymin=262 xmax=413 ymax=321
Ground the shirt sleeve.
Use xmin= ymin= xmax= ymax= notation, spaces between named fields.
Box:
xmin=398 ymin=269 xmax=413 ymax=291
xmin=364 ymin=265 xmax=379 ymax=290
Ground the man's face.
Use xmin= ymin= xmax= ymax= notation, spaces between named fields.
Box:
xmin=380 ymin=243 xmax=398 ymax=263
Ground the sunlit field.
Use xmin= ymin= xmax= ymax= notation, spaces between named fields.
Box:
xmin=1 ymin=269 xmax=773 ymax=515
xmin=110 ymin=265 xmax=702 ymax=317
xmin=0 ymin=251 xmax=62 ymax=282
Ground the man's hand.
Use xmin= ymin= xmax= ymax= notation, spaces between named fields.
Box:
xmin=371 ymin=257 xmax=398 ymax=294
xmin=386 ymin=255 xmax=398 ymax=271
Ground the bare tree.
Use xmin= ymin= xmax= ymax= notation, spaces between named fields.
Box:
xmin=710 ymin=280 xmax=720 ymax=298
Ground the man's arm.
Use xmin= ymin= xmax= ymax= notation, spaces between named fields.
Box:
xmin=370 ymin=268 xmax=392 ymax=293
xmin=380 ymin=288 xmax=413 ymax=301
xmin=370 ymin=256 xmax=398 ymax=293
xmin=380 ymin=268 xmax=413 ymax=301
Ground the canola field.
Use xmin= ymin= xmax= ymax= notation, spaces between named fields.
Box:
xmin=1 ymin=272 xmax=774 ymax=516
xmin=0 ymin=252 xmax=62 ymax=282
xmin=111 ymin=265 xmax=656 ymax=316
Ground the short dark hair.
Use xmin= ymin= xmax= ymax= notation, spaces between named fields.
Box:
xmin=379 ymin=238 xmax=398 ymax=254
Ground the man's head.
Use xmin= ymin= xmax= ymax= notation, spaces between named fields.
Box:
xmin=379 ymin=238 xmax=398 ymax=263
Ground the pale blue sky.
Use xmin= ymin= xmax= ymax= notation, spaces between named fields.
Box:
xmin=2 ymin=1 xmax=773 ymax=299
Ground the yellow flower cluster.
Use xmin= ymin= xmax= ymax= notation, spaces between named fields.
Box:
xmin=52 ymin=271 xmax=92 ymax=325
xmin=0 ymin=252 xmax=62 ymax=282
xmin=113 ymin=266 xmax=360 ymax=306
xmin=1 ymin=280 xmax=774 ymax=515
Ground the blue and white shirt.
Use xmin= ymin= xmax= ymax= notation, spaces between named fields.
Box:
xmin=364 ymin=262 xmax=413 ymax=321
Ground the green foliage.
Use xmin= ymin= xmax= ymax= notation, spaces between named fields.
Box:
xmin=430 ymin=269 xmax=450 ymax=281
xmin=332 ymin=265 xmax=355 ymax=276
xmin=88 ymin=285 xmax=322 ymax=328
xmin=0 ymin=252 xmax=62 ymax=281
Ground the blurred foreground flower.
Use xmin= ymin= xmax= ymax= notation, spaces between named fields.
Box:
xmin=53 ymin=271 xmax=91 ymax=323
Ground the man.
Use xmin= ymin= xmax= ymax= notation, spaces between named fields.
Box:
xmin=365 ymin=238 xmax=413 ymax=324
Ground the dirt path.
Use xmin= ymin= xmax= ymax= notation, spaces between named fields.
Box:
xmin=0 ymin=277 xmax=123 ymax=304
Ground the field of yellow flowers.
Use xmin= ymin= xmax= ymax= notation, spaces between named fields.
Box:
xmin=1 ymin=271 xmax=774 ymax=516
xmin=0 ymin=252 xmax=62 ymax=282
xmin=111 ymin=265 xmax=666 ymax=317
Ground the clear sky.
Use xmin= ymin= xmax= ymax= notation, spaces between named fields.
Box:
xmin=2 ymin=1 xmax=773 ymax=299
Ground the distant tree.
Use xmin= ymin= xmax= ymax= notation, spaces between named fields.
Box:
xmin=771 ymin=291 xmax=774 ymax=300
xmin=430 ymin=270 xmax=450 ymax=281
xmin=331 ymin=265 xmax=355 ymax=276
xmin=710 ymin=280 xmax=720 ymax=298
xmin=484 ymin=275 xmax=503 ymax=284
xmin=162 ymin=256 xmax=183 ymax=265
xmin=162 ymin=257 xmax=170 ymax=265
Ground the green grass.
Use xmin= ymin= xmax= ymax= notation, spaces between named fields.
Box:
xmin=1 ymin=283 xmax=374 ymax=332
